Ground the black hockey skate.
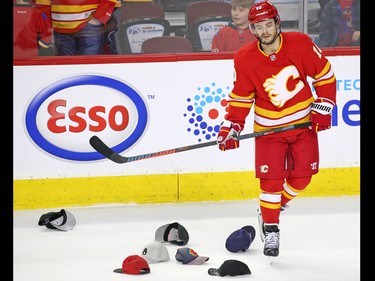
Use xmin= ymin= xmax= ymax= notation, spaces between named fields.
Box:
xmin=263 ymin=224 xmax=280 ymax=257
xmin=258 ymin=205 xmax=287 ymax=242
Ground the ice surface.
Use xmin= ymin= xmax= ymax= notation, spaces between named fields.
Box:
xmin=14 ymin=196 xmax=360 ymax=281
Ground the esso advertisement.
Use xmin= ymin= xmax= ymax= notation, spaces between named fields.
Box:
xmin=25 ymin=75 xmax=148 ymax=161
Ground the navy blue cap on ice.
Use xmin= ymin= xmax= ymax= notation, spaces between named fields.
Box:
xmin=225 ymin=225 xmax=256 ymax=252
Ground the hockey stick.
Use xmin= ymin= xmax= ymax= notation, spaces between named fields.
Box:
xmin=89 ymin=122 xmax=311 ymax=164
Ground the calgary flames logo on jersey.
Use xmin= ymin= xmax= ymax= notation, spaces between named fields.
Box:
xmin=263 ymin=65 xmax=304 ymax=108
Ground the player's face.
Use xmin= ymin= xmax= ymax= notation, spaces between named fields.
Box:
xmin=253 ymin=19 xmax=278 ymax=45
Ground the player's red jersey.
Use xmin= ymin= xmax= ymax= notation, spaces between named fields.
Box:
xmin=211 ymin=23 xmax=257 ymax=52
xmin=13 ymin=4 xmax=53 ymax=59
xmin=225 ymin=32 xmax=337 ymax=135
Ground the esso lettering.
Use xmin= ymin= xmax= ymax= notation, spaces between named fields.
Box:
xmin=47 ymin=99 xmax=129 ymax=133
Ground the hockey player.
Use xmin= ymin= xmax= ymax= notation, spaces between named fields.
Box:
xmin=217 ymin=1 xmax=337 ymax=257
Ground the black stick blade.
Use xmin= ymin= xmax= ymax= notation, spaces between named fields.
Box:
xmin=89 ymin=136 xmax=128 ymax=163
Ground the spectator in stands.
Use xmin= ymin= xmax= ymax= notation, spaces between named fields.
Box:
xmin=122 ymin=0 xmax=153 ymax=2
xmin=316 ymin=0 xmax=330 ymax=19
xmin=211 ymin=0 xmax=257 ymax=52
xmin=315 ymin=0 xmax=360 ymax=47
xmin=102 ymin=0 xmax=122 ymax=54
xmin=351 ymin=0 xmax=360 ymax=45
xmin=13 ymin=0 xmax=54 ymax=59
xmin=36 ymin=0 xmax=118 ymax=55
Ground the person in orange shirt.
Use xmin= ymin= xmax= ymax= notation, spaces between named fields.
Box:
xmin=211 ymin=0 xmax=257 ymax=52
xmin=36 ymin=0 xmax=117 ymax=55
xmin=13 ymin=0 xmax=54 ymax=59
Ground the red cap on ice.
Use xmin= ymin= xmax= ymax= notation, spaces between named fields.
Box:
xmin=113 ymin=255 xmax=150 ymax=275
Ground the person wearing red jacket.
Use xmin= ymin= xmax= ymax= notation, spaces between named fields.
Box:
xmin=36 ymin=0 xmax=117 ymax=55
xmin=211 ymin=0 xmax=257 ymax=52
xmin=13 ymin=0 xmax=54 ymax=59
xmin=217 ymin=1 xmax=337 ymax=257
